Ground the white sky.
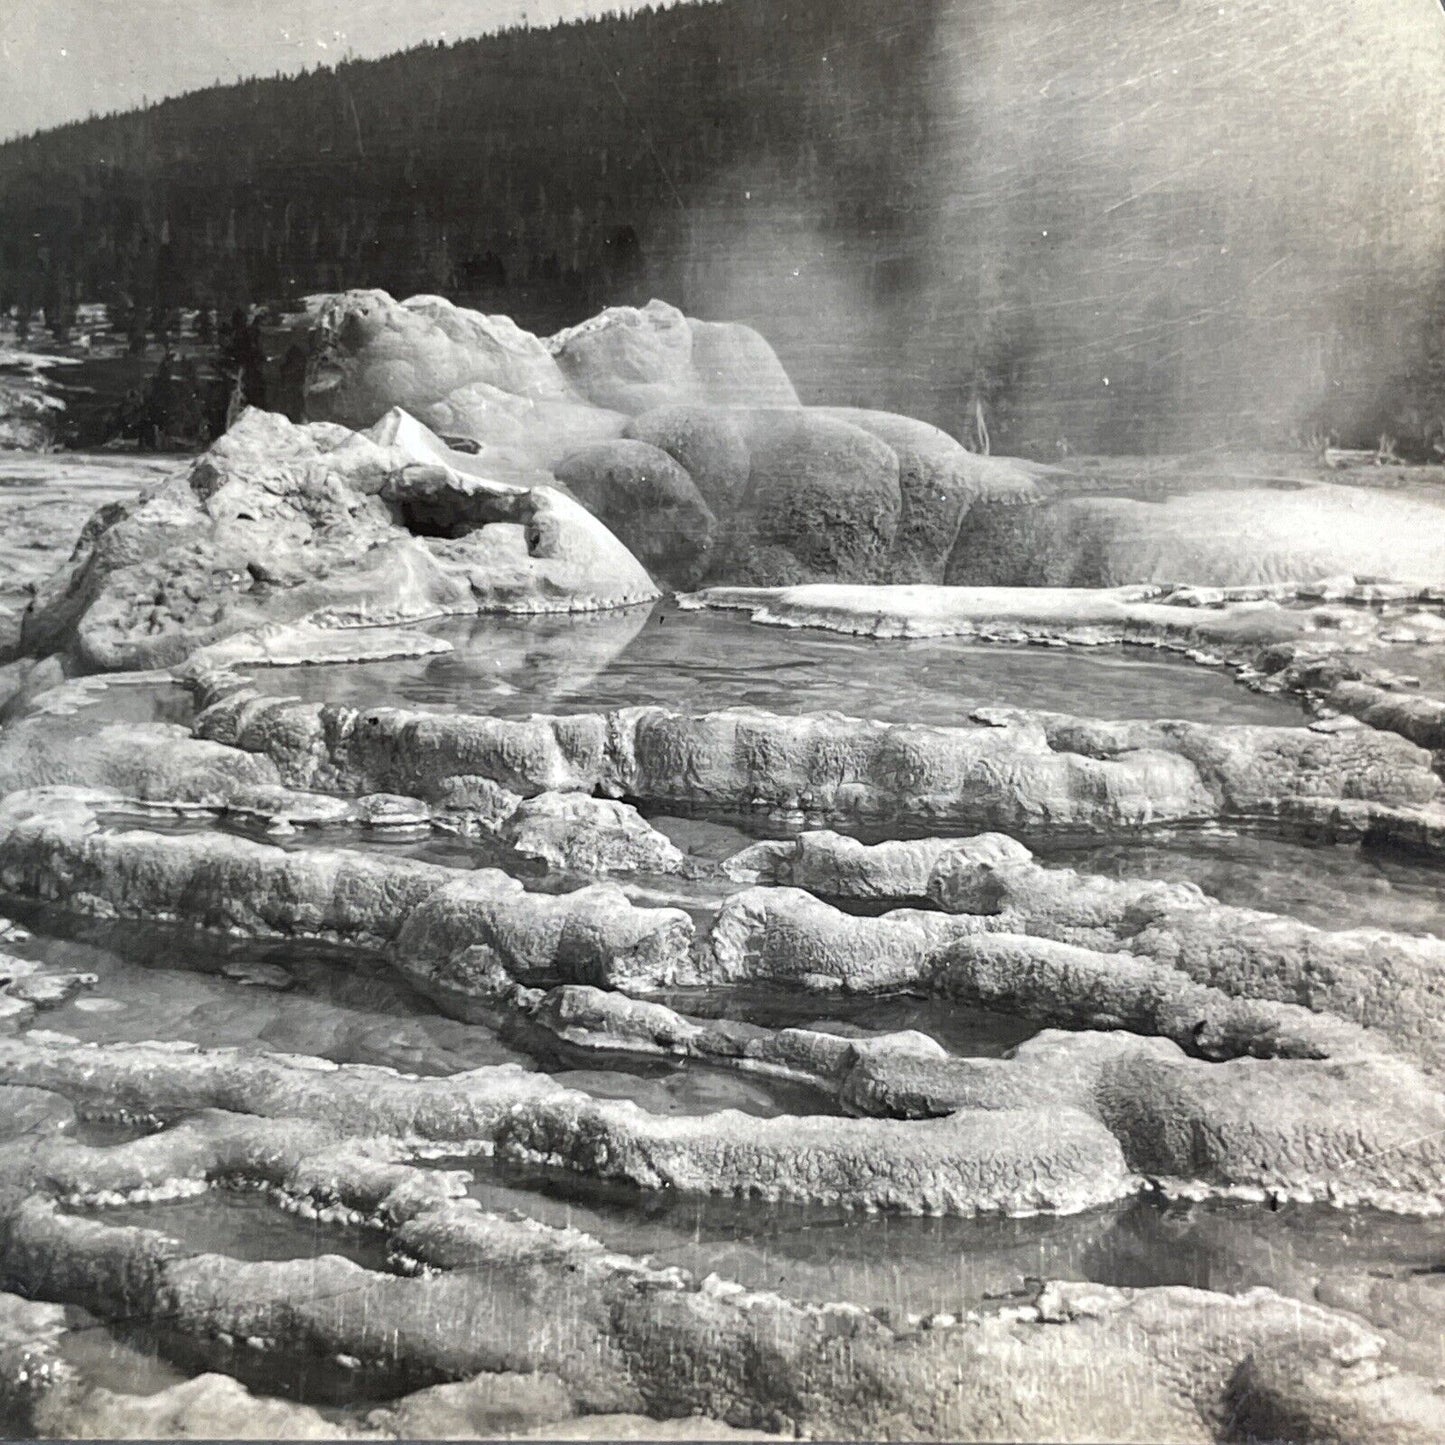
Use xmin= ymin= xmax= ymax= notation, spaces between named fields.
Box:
xmin=1 ymin=0 xmax=663 ymax=141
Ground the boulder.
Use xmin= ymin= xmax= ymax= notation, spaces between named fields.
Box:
xmin=499 ymin=792 xmax=686 ymax=875
xmin=716 ymin=411 xmax=903 ymax=584
xmin=13 ymin=408 xmax=657 ymax=672
xmin=554 ymin=439 xmax=715 ymax=586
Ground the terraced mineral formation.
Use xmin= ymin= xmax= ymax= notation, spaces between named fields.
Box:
xmin=185 ymin=684 xmax=1442 ymax=841
xmin=723 ymin=830 xmax=1445 ymax=1071
xmin=3 ymin=302 xmax=1445 ymax=1441
xmin=0 ymin=791 xmax=698 ymax=998
xmin=1 ymin=790 xmax=1443 ymax=1222
xmin=0 ymin=1069 xmax=1442 ymax=1442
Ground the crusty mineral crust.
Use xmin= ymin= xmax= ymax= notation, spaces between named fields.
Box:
xmin=0 ymin=790 xmax=699 ymax=1003
xmin=11 ymin=407 xmax=658 ymax=674
xmin=0 ymin=1101 xmax=1439 ymax=1443
xmin=3 ymin=783 xmax=1443 ymax=1213
xmin=3 ymin=400 xmax=1444 ymax=1438
xmin=721 ymin=829 xmax=1445 ymax=1072
xmin=189 ymin=688 xmax=1441 ymax=837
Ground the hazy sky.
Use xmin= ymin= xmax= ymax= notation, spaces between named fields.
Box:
xmin=1 ymin=0 xmax=659 ymax=141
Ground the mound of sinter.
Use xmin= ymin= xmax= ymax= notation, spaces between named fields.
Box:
xmin=8 ymin=406 xmax=656 ymax=674
xmin=303 ymin=290 xmax=1039 ymax=587
xmin=300 ymin=289 xmax=1445 ymax=591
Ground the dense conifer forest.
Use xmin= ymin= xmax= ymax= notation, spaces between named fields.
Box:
xmin=3 ymin=0 xmax=1443 ymax=453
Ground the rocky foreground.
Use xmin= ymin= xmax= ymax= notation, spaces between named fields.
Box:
xmin=0 ymin=295 xmax=1442 ymax=1441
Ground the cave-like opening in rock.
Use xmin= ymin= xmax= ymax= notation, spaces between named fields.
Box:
xmin=391 ymin=487 xmax=530 ymax=541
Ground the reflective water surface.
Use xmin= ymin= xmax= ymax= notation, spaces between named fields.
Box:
xmin=69 ymin=1187 xmax=396 ymax=1273
xmin=445 ymin=1158 xmax=1445 ymax=1325
xmin=239 ymin=602 xmax=1302 ymax=726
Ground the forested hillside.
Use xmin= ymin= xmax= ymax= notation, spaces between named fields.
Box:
xmin=3 ymin=0 xmax=1444 ymax=453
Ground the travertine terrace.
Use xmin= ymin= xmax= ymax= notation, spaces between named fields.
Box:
xmin=0 ymin=295 xmax=1442 ymax=1442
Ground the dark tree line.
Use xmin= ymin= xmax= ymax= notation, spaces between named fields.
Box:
xmin=0 ymin=1 xmax=926 ymax=329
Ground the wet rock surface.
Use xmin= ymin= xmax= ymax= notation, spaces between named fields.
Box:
xmin=0 ymin=1101 xmax=1441 ymax=1442
xmin=187 ymin=687 xmax=1441 ymax=841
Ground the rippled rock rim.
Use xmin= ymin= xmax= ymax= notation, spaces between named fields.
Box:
xmin=186 ymin=683 xmax=1442 ymax=839
xmin=1 ymin=1102 xmax=1431 ymax=1443
xmin=2 ymin=790 xmax=1444 ymax=1223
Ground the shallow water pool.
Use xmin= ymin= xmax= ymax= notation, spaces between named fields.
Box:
xmin=1051 ymin=829 xmax=1445 ymax=936
xmin=441 ymin=1156 xmax=1445 ymax=1327
xmin=240 ymin=602 xmax=1302 ymax=726
xmin=7 ymin=921 xmax=861 ymax=1117
xmin=11 ymin=927 xmax=529 ymax=1078
xmin=68 ymin=1187 xmax=396 ymax=1273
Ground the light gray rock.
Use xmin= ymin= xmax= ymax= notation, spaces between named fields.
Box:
xmin=718 ymin=827 xmax=1445 ymax=1073
xmin=500 ymin=793 xmax=686 ymax=876
xmin=14 ymin=407 xmax=657 ymax=673
xmin=194 ymin=692 xmax=1441 ymax=837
